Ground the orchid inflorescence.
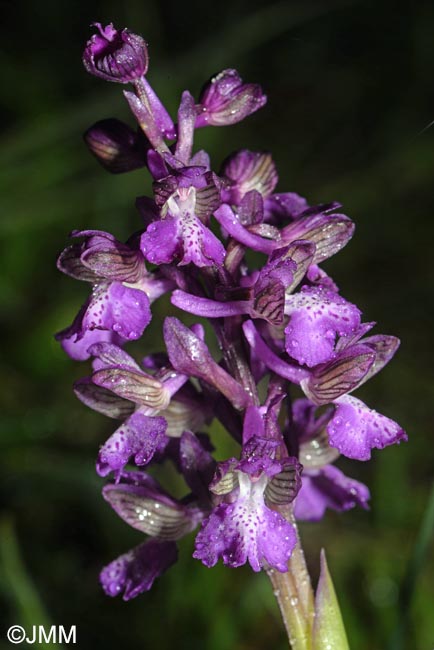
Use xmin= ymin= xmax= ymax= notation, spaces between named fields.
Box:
xmin=56 ymin=21 xmax=406 ymax=633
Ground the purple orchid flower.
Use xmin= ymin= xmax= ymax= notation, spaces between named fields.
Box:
xmin=288 ymin=398 xmax=370 ymax=519
xmin=55 ymin=230 xmax=172 ymax=360
xmin=101 ymin=436 xmax=215 ymax=599
xmin=194 ymin=407 xmax=302 ymax=572
xmin=73 ymin=342 xmax=210 ymax=476
xmin=140 ymin=163 xmax=225 ymax=268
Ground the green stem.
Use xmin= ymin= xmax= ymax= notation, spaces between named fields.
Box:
xmin=267 ymin=512 xmax=314 ymax=650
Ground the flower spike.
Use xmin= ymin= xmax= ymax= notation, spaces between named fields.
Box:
xmin=56 ymin=22 xmax=407 ymax=627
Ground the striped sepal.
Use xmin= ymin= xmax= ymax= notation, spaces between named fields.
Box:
xmin=92 ymin=368 xmax=170 ymax=411
xmin=195 ymin=183 xmax=221 ymax=219
xmin=282 ymin=213 xmax=354 ymax=264
xmin=253 ymin=281 xmax=285 ymax=325
xmin=81 ymin=246 xmax=145 ymax=283
xmin=265 ymin=458 xmax=302 ymax=506
xmin=105 ymin=488 xmax=198 ymax=541
xmin=74 ymin=379 xmax=135 ymax=420
xmin=301 ymin=345 xmax=375 ymax=405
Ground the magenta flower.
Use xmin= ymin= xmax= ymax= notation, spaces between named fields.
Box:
xmin=55 ymin=230 xmax=172 ymax=360
xmin=194 ymin=407 xmax=302 ymax=572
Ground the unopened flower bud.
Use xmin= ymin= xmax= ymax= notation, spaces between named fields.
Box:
xmin=84 ymin=118 xmax=146 ymax=173
xmin=163 ymin=317 xmax=251 ymax=410
xmin=196 ymin=69 xmax=266 ymax=127
xmin=83 ymin=23 xmax=148 ymax=83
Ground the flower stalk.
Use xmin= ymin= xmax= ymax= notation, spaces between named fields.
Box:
xmin=268 ymin=515 xmax=314 ymax=649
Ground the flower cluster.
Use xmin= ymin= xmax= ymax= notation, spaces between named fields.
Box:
xmin=57 ymin=23 xmax=406 ymax=600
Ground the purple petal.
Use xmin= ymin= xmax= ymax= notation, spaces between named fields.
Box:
xmin=56 ymin=312 xmax=125 ymax=361
xmin=306 ymin=264 xmax=339 ymax=292
xmin=171 ymin=290 xmax=249 ymax=318
xmin=179 ymin=431 xmax=215 ymax=501
xmin=100 ymin=539 xmax=177 ymax=600
xmin=267 ymin=241 xmax=314 ymax=294
xmin=242 ymin=406 xmax=265 ymax=444
xmin=190 ymin=150 xmax=211 ymax=168
xmin=179 ymin=213 xmax=226 ymax=267
xmin=242 ymin=320 xmax=310 ymax=384
xmin=96 ymin=412 xmax=168 ymax=476
xmin=140 ymin=215 xmax=182 ymax=265
xmin=175 ymin=91 xmax=196 ymax=163
xmin=88 ymin=342 xmax=142 ymax=372
xmin=238 ymin=437 xmax=281 ymax=477
xmin=264 ymin=193 xmax=309 ymax=223
xmin=335 ymin=322 xmax=376 ymax=352
xmin=194 ymin=474 xmax=296 ymax=572
xmin=238 ymin=190 xmax=264 ymax=225
xmin=291 ymin=398 xmax=334 ymax=442
xmin=284 ymin=287 xmax=361 ymax=368
xmin=327 ymin=395 xmax=407 ymax=461
xmin=214 ymin=204 xmax=277 ymax=254
xmin=82 ymin=282 xmax=151 ymax=340
xmin=294 ymin=465 xmax=370 ymax=521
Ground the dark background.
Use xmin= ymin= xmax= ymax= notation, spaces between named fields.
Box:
xmin=1 ymin=1 xmax=433 ymax=648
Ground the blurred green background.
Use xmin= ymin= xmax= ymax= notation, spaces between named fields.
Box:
xmin=1 ymin=0 xmax=433 ymax=648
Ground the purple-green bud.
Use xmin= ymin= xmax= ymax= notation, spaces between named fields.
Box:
xmin=83 ymin=23 xmax=148 ymax=83
xmin=196 ymin=69 xmax=266 ymax=127
xmin=84 ymin=118 xmax=146 ymax=173
xmin=163 ymin=317 xmax=252 ymax=410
